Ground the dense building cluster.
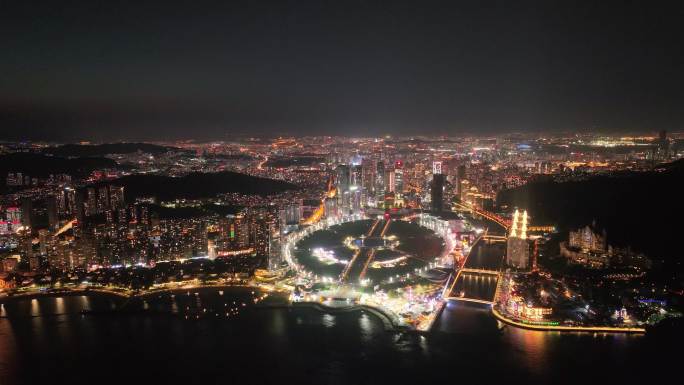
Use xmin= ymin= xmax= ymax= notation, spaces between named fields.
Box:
xmin=0 ymin=132 xmax=681 ymax=289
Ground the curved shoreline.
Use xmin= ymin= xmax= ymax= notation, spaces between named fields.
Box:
xmin=3 ymin=287 xmax=647 ymax=334
xmin=491 ymin=306 xmax=646 ymax=334
xmin=0 ymin=283 xmax=286 ymax=303
xmin=0 ymin=288 xmax=130 ymax=303
xmin=290 ymin=301 xmax=409 ymax=332
xmin=1 ymin=286 xmax=408 ymax=332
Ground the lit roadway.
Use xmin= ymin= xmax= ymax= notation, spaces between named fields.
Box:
xmin=359 ymin=219 xmax=391 ymax=280
xmin=256 ymin=156 xmax=269 ymax=170
xmin=453 ymin=201 xmax=510 ymax=231
xmin=453 ymin=202 xmax=555 ymax=234
xmin=460 ymin=268 xmax=500 ymax=275
xmin=340 ymin=219 xmax=382 ymax=282
xmin=302 ymin=178 xmax=336 ymax=225
xmin=54 ymin=219 xmax=77 ymax=237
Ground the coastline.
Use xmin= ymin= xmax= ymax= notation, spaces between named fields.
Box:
xmin=491 ymin=306 xmax=647 ymax=334
xmin=0 ymin=285 xmax=412 ymax=332
xmin=3 ymin=284 xmax=648 ymax=334
xmin=0 ymin=283 xmax=288 ymax=303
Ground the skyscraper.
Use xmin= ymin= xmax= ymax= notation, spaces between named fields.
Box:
xmin=56 ymin=188 xmax=67 ymax=215
xmin=66 ymin=188 xmax=77 ymax=216
xmin=86 ymin=187 xmax=97 ymax=216
xmin=351 ymin=165 xmax=363 ymax=188
xmin=107 ymin=185 xmax=125 ymax=211
xmin=375 ymin=161 xmax=385 ymax=197
xmin=431 ymin=174 xmax=445 ymax=212
xmin=282 ymin=202 xmax=302 ymax=226
xmin=386 ymin=170 xmax=395 ymax=194
xmin=394 ymin=160 xmax=404 ymax=194
xmin=657 ymin=130 xmax=670 ymax=160
xmin=336 ymin=164 xmax=351 ymax=212
xmin=361 ymin=159 xmax=375 ymax=205
xmin=97 ymin=186 xmax=110 ymax=213
xmin=75 ymin=190 xmax=85 ymax=223
xmin=46 ymin=195 xmax=59 ymax=231
xmin=20 ymin=197 xmax=33 ymax=228
xmin=432 ymin=161 xmax=442 ymax=175
xmin=336 ymin=164 xmax=350 ymax=192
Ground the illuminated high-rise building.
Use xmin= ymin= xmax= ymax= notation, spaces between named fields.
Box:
xmin=394 ymin=160 xmax=404 ymax=193
xmin=351 ymin=165 xmax=363 ymax=188
xmin=6 ymin=207 xmax=21 ymax=224
xmin=117 ymin=207 xmax=128 ymax=224
xmin=97 ymin=186 xmax=110 ymax=213
xmin=139 ymin=205 xmax=150 ymax=226
xmin=86 ymin=187 xmax=97 ymax=216
xmin=375 ymin=161 xmax=385 ymax=197
xmin=507 ymin=209 xmax=530 ymax=269
xmin=129 ymin=205 xmax=138 ymax=223
xmin=56 ymin=188 xmax=68 ymax=215
xmin=250 ymin=217 xmax=270 ymax=256
xmin=350 ymin=186 xmax=362 ymax=213
xmin=38 ymin=229 xmax=51 ymax=255
xmin=282 ymin=202 xmax=302 ymax=226
xmin=336 ymin=164 xmax=350 ymax=193
xmin=656 ymin=130 xmax=670 ymax=160
xmin=386 ymin=170 xmax=395 ymax=193
xmin=109 ymin=185 xmax=125 ymax=210
xmin=66 ymin=188 xmax=77 ymax=216
xmin=219 ymin=213 xmax=250 ymax=252
xmin=432 ymin=161 xmax=442 ymax=176
xmin=75 ymin=190 xmax=85 ymax=223
xmin=361 ymin=159 xmax=375 ymax=205
xmin=336 ymin=164 xmax=351 ymax=211
xmin=431 ymin=174 xmax=445 ymax=212
xmin=46 ymin=195 xmax=59 ymax=230
xmin=20 ymin=197 xmax=33 ymax=228
xmin=324 ymin=198 xmax=338 ymax=218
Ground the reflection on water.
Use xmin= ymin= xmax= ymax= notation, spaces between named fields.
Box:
xmin=0 ymin=291 xmax=671 ymax=385
xmin=79 ymin=295 xmax=90 ymax=312
xmin=465 ymin=241 xmax=505 ymax=270
xmin=322 ymin=313 xmax=336 ymax=328
xmin=31 ymin=299 xmax=40 ymax=317
xmin=358 ymin=313 xmax=373 ymax=342
xmin=55 ymin=297 xmax=65 ymax=314
xmin=452 ymin=272 xmax=498 ymax=300
xmin=506 ymin=326 xmax=550 ymax=377
xmin=0 ymin=317 xmax=17 ymax=385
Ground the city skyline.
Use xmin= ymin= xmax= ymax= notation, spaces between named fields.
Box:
xmin=1 ymin=2 xmax=683 ymax=385
xmin=1 ymin=131 xmax=682 ymax=385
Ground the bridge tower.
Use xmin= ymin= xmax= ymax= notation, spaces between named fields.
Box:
xmin=506 ymin=209 xmax=530 ymax=269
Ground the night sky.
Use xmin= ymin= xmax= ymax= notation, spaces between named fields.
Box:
xmin=1 ymin=0 xmax=683 ymax=141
